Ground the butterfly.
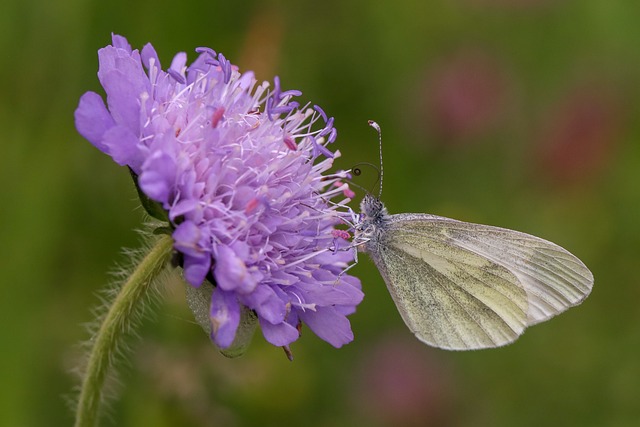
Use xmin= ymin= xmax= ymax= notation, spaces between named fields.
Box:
xmin=352 ymin=121 xmax=593 ymax=350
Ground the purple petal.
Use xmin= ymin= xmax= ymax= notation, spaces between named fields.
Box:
xmin=139 ymin=150 xmax=176 ymax=203
xmin=313 ymin=248 xmax=355 ymax=265
xmin=240 ymin=285 xmax=286 ymax=324
xmin=214 ymin=245 xmax=258 ymax=294
xmin=235 ymin=71 xmax=255 ymax=91
xmin=210 ymin=289 xmax=240 ymax=348
xmin=183 ymin=254 xmax=210 ymax=287
xmin=230 ymin=186 xmax=257 ymax=210
xmin=141 ymin=43 xmax=161 ymax=71
xmin=169 ymin=52 xmax=187 ymax=75
xmin=259 ymin=318 xmax=299 ymax=346
xmin=97 ymin=45 xmax=150 ymax=133
xmin=186 ymin=53 xmax=211 ymax=84
xmin=74 ymin=92 xmax=115 ymax=152
xmin=299 ymin=306 xmax=354 ymax=348
xmin=99 ymin=69 xmax=145 ymax=134
xmin=296 ymin=280 xmax=364 ymax=307
xmin=333 ymin=304 xmax=357 ymax=317
xmin=269 ymin=270 xmax=299 ymax=286
xmin=97 ymin=45 xmax=141 ymax=86
xmin=101 ymin=125 xmax=141 ymax=167
xmin=169 ymin=199 xmax=199 ymax=221
xmin=111 ymin=34 xmax=132 ymax=52
xmin=173 ymin=221 xmax=203 ymax=257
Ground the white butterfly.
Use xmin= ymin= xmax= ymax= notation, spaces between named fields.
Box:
xmin=352 ymin=122 xmax=594 ymax=350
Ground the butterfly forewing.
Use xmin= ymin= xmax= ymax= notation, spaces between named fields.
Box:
xmin=368 ymin=213 xmax=593 ymax=350
xmin=390 ymin=215 xmax=594 ymax=323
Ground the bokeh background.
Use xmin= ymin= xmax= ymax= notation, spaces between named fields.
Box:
xmin=2 ymin=0 xmax=639 ymax=426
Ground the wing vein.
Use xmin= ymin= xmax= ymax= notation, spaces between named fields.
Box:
xmin=385 ymin=248 xmax=517 ymax=348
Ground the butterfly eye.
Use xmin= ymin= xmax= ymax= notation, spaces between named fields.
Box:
xmin=353 ymin=167 xmax=362 ymax=176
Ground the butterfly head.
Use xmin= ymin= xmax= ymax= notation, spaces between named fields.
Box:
xmin=357 ymin=193 xmax=388 ymax=230
xmin=360 ymin=194 xmax=386 ymax=219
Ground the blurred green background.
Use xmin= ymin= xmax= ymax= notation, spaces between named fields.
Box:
xmin=2 ymin=0 xmax=639 ymax=426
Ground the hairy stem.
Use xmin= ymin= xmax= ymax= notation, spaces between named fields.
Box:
xmin=75 ymin=234 xmax=174 ymax=427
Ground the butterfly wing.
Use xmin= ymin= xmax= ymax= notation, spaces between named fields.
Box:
xmin=367 ymin=213 xmax=593 ymax=350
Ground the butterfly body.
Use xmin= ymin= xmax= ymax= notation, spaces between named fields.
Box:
xmin=355 ymin=194 xmax=594 ymax=351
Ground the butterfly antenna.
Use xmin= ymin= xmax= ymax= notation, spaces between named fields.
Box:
xmin=368 ymin=120 xmax=383 ymax=199
xmin=350 ymin=162 xmax=380 ymax=195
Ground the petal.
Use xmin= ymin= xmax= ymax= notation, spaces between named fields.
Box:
xmin=173 ymin=221 xmax=204 ymax=257
xmin=170 ymin=52 xmax=187 ymax=75
xmin=99 ymin=69 xmax=146 ymax=135
xmin=183 ymin=254 xmax=210 ymax=287
xmin=141 ymin=43 xmax=161 ymax=71
xmin=231 ymin=186 xmax=257 ymax=210
xmin=169 ymin=199 xmax=199 ymax=221
xmin=139 ymin=150 xmax=176 ymax=203
xmin=97 ymin=45 xmax=136 ymax=85
xmin=110 ymin=34 xmax=132 ymax=52
xmin=341 ymin=274 xmax=362 ymax=290
xmin=259 ymin=318 xmax=299 ymax=346
xmin=269 ymin=270 xmax=300 ymax=286
xmin=314 ymin=248 xmax=354 ymax=265
xmin=210 ymin=289 xmax=240 ymax=349
xmin=235 ymin=71 xmax=255 ymax=91
xmin=299 ymin=306 xmax=354 ymax=348
xmin=214 ymin=245 xmax=258 ymax=294
xmin=295 ymin=279 xmax=364 ymax=307
xmin=74 ymin=92 xmax=115 ymax=152
xmin=240 ymin=285 xmax=286 ymax=324
xmin=97 ymin=43 xmax=150 ymax=132
xmin=334 ymin=304 xmax=357 ymax=317
xmin=186 ymin=52 xmax=211 ymax=84
xmin=101 ymin=125 xmax=141 ymax=167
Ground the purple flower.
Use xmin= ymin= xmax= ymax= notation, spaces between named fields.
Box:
xmin=75 ymin=34 xmax=363 ymax=351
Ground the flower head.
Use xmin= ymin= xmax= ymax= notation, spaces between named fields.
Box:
xmin=75 ymin=34 xmax=362 ymax=351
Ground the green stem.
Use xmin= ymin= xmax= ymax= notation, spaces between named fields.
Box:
xmin=74 ymin=234 xmax=174 ymax=427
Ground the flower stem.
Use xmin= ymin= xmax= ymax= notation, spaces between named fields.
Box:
xmin=74 ymin=234 xmax=174 ymax=427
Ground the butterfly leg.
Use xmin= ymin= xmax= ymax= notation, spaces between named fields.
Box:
xmin=334 ymin=234 xmax=369 ymax=283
